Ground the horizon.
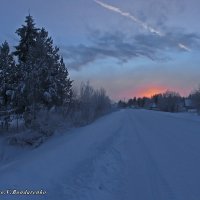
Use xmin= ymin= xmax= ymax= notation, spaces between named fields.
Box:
xmin=0 ymin=0 xmax=200 ymax=100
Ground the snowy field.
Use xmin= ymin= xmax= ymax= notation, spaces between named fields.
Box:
xmin=0 ymin=109 xmax=200 ymax=200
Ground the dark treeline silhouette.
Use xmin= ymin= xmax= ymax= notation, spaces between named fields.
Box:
xmin=0 ymin=15 xmax=111 ymax=145
xmin=118 ymin=90 xmax=200 ymax=113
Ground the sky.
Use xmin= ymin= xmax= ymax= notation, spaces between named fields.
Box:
xmin=0 ymin=0 xmax=200 ymax=100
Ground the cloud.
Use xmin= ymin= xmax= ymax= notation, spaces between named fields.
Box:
xmin=59 ymin=0 xmax=200 ymax=70
xmin=94 ymin=0 xmax=193 ymax=52
xmin=61 ymin=30 xmax=200 ymax=70
xmin=134 ymin=32 xmax=199 ymax=51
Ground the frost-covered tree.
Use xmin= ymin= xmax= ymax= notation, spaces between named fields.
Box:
xmin=57 ymin=57 xmax=73 ymax=107
xmin=20 ymin=28 xmax=72 ymax=127
xmin=79 ymin=82 xmax=96 ymax=123
xmin=12 ymin=15 xmax=73 ymax=130
xmin=14 ymin=15 xmax=39 ymax=63
xmin=26 ymin=28 xmax=72 ymax=107
xmin=69 ymin=82 xmax=111 ymax=126
xmin=0 ymin=41 xmax=17 ymax=130
xmin=13 ymin=15 xmax=40 ymax=115
xmin=0 ymin=41 xmax=16 ymax=110
xmin=94 ymin=88 xmax=111 ymax=117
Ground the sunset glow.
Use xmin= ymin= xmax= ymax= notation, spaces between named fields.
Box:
xmin=113 ymin=86 xmax=191 ymax=100
xmin=137 ymin=87 xmax=167 ymax=98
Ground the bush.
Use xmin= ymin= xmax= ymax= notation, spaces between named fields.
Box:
xmin=69 ymin=82 xmax=111 ymax=126
xmin=8 ymin=130 xmax=45 ymax=147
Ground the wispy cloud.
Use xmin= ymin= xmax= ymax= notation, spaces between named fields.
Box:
xmin=62 ymin=31 xmax=200 ymax=70
xmin=94 ymin=0 xmax=191 ymax=52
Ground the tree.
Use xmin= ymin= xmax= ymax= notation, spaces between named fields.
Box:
xmin=133 ymin=97 xmax=137 ymax=105
xmin=137 ymin=97 xmax=148 ymax=107
xmin=0 ymin=41 xmax=17 ymax=130
xmin=157 ymin=91 xmax=181 ymax=112
xmin=69 ymin=82 xmax=111 ymax=125
xmin=14 ymin=15 xmax=39 ymax=63
xmin=94 ymin=88 xmax=111 ymax=117
xmin=190 ymin=88 xmax=200 ymax=113
xmin=20 ymin=27 xmax=72 ymax=127
xmin=118 ymin=100 xmax=127 ymax=108
xmin=152 ymin=93 xmax=162 ymax=105
xmin=79 ymin=82 xmax=96 ymax=123
xmin=127 ymin=99 xmax=134 ymax=107
xmin=0 ymin=41 xmax=16 ymax=109
xmin=55 ymin=57 xmax=73 ymax=108
xmin=13 ymin=15 xmax=40 ymax=115
xmin=28 ymin=28 xmax=72 ymax=107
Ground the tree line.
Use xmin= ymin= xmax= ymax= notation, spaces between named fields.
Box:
xmin=118 ymin=89 xmax=200 ymax=113
xmin=0 ymin=15 xmax=111 ymax=136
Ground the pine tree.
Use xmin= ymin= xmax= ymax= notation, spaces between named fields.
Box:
xmin=0 ymin=41 xmax=16 ymax=110
xmin=0 ymin=41 xmax=17 ymax=130
xmin=56 ymin=57 xmax=73 ymax=107
xmin=14 ymin=15 xmax=39 ymax=63
xmin=12 ymin=15 xmax=72 ymax=129
xmin=22 ymin=28 xmax=72 ymax=113
xmin=27 ymin=28 xmax=71 ymax=107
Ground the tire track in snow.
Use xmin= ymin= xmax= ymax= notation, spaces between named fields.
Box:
xmin=55 ymin=124 xmax=125 ymax=200
xmin=127 ymin=111 xmax=177 ymax=200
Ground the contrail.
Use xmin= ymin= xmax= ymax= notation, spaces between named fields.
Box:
xmin=94 ymin=0 xmax=191 ymax=52
xmin=94 ymin=0 xmax=163 ymax=36
xmin=178 ymin=43 xmax=191 ymax=52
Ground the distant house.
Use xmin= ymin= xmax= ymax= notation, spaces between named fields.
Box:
xmin=148 ymin=102 xmax=158 ymax=110
xmin=151 ymin=103 xmax=157 ymax=109
xmin=184 ymin=98 xmax=196 ymax=112
xmin=130 ymin=105 xmax=139 ymax=109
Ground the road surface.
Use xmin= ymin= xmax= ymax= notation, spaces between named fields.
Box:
xmin=0 ymin=109 xmax=200 ymax=200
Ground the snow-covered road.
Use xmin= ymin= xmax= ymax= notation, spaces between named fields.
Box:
xmin=1 ymin=109 xmax=200 ymax=200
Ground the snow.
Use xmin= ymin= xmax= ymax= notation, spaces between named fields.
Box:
xmin=1 ymin=109 xmax=200 ymax=199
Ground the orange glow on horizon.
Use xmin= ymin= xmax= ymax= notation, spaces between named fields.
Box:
xmin=138 ymin=87 xmax=166 ymax=98
xmin=117 ymin=86 xmax=190 ymax=100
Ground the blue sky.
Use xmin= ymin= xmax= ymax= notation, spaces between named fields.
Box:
xmin=0 ymin=0 xmax=200 ymax=100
